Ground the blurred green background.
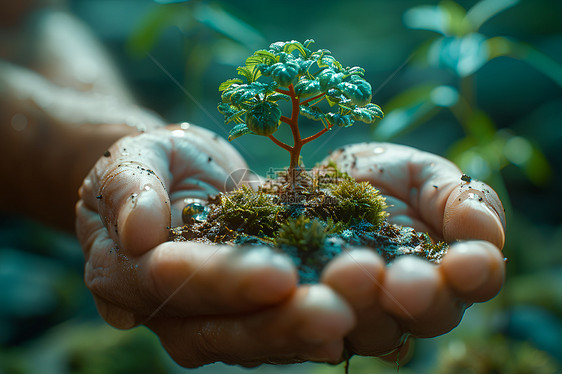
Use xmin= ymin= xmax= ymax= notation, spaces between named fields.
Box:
xmin=1 ymin=0 xmax=561 ymax=373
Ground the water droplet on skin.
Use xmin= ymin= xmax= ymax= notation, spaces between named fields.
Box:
xmin=182 ymin=200 xmax=209 ymax=224
xmin=373 ymin=146 xmax=385 ymax=154
xmin=180 ymin=122 xmax=191 ymax=130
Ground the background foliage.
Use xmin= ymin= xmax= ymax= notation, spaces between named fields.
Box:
xmin=1 ymin=0 xmax=561 ymax=373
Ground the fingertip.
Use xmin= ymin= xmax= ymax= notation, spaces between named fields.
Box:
xmin=321 ymin=248 xmax=385 ymax=310
xmin=380 ymin=256 xmax=441 ymax=320
xmin=297 ymin=285 xmax=356 ymax=343
xmin=236 ymin=248 xmax=298 ymax=305
xmin=118 ymin=186 xmax=171 ymax=255
xmin=440 ymin=241 xmax=505 ymax=302
xmin=444 ymin=183 xmax=506 ymax=249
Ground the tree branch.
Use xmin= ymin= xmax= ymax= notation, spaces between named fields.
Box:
xmin=268 ymin=135 xmax=293 ymax=152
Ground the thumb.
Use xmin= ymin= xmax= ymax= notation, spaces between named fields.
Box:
xmin=82 ymin=135 xmax=171 ymax=255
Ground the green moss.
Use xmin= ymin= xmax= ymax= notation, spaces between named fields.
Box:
xmin=327 ymin=179 xmax=388 ymax=229
xmin=219 ymin=185 xmax=283 ymax=237
xmin=275 ymin=216 xmax=327 ymax=252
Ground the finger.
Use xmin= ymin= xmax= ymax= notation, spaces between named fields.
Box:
xmin=321 ymin=249 xmax=405 ymax=356
xmin=137 ymin=242 xmax=298 ymax=316
xmin=439 ymin=240 xmax=505 ymax=302
xmin=76 ymin=200 xmax=140 ymax=328
xmin=146 ymin=284 xmax=355 ymax=368
xmin=326 ymin=143 xmax=460 ymax=235
xmin=444 ymin=181 xmax=506 ymax=249
xmin=79 ymin=201 xmax=299 ymax=323
xmin=160 ymin=124 xmax=249 ymax=226
xmin=383 ymin=196 xmax=436 ymax=235
xmin=325 ymin=143 xmax=506 ymax=245
xmin=379 ymin=256 xmax=464 ymax=338
xmin=80 ymin=125 xmax=249 ymax=253
xmin=80 ymin=131 xmax=171 ymax=255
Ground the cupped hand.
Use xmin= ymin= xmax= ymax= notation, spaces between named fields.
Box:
xmin=76 ymin=125 xmax=356 ymax=367
xmin=321 ymin=143 xmax=506 ymax=359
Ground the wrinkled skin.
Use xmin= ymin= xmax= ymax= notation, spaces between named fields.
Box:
xmin=77 ymin=127 xmax=506 ymax=367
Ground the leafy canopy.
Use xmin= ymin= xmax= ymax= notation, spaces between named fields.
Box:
xmin=218 ymin=39 xmax=383 ymax=141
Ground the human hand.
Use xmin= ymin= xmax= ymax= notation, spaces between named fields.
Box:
xmin=321 ymin=142 xmax=506 ymax=360
xmin=76 ymin=125 xmax=357 ymax=367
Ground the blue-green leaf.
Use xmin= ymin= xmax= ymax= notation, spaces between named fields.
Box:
xmin=260 ymin=61 xmax=301 ymax=87
xmin=219 ymin=78 xmax=243 ymax=92
xmin=237 ymin=65 xmax=262 ymax=83
xmin=300 ymin=105 xmax=325 ymax=121
xmin=228 ymin=122 xmax=254 ymax=141
xmin=335 ymin=76 xmax=372 ymax=106
xmin=351 ymin=103 xmax=384 ymax=124
xmin=245 ymin=49 xmax=277 ymax=66
xmin=346 ymin=66 xmax=365 ymax=77
xmin=245 ymin=101 xmax=281 ymax=135
xmin=267 ymin=93 xmax=290 ymax=102
xmin=283 ymin=40 xmax=308 ymax=57
xmin=318 ymin=68 xmax=344 ymax=91
xmin=326 ymin=113 xmax=354 ymax=127
xmin=294 ymin=78 xmax=322 ymax=99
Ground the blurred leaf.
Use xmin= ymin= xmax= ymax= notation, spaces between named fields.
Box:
xmin=439 ymin=0 xmax=471 ymax=35
xmin=429 ymin=85 xmax=459 ymax=107
xmin=465 ymin=109 xmax=497 ymax=144
xmin=193 ymin=3 xmax=264 ymax=49
xmin=373 ymin=102 xmax=440 ymax=141
xmin=448 ymin=138 xmax=493 ymax=180
xmin=373 ymin=83 xmax=441 ymax=141
xmin=503 ymin=134 xmax=552 ymax=186
xmin=509 ymin=41 xmax=562 ymax=89
xmin=403 ymin=0 xmax=470 ymax=36
xmin=128 ymin=4 xmax=188 ymax=57
xmin=384 ymin=83 xmax=437 ymax=111
xmin=154 ymin=0 xmax=191 ymax=3
xmin=487 ymin=36 xmax=562 ymax=88
xmin=466 ymin=0 xmax=519 ymax=31
xmin=403 ymin=4 xmax=451 ymax=35
xmin=427 ymin=33 xmax=490 ymax=76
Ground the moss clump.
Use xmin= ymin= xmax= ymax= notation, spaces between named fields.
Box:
xmin=275 ymin=216 xmax=328 ymax=253
xmin=218 ymin=185 xmax=283 ymax=237
xmin=321 ymin=179 xmax=388 ymax=228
